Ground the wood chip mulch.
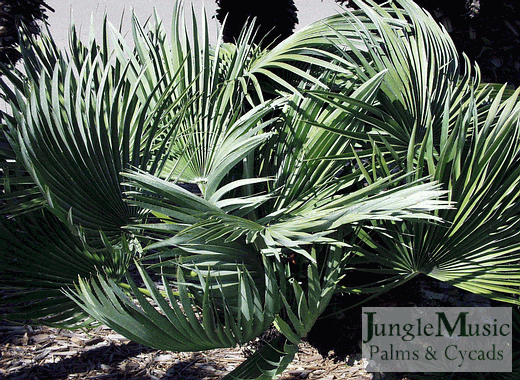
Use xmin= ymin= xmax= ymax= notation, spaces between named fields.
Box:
xmin=0 ymin=321 xmax=375 ymax=380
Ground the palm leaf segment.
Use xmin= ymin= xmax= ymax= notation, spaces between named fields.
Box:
xmin=0 ymin=0 xmax=460 ymax=378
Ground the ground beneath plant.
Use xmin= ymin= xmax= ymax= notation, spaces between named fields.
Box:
xmin=0 ymin=321 xmax=384 ymax=380
xmin=2 ymin=277 xmax=491 ymax=379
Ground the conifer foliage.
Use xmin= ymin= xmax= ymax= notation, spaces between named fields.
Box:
xmin=215 ymin=0 xmax=298 ymax=47
xmin=414 ymin=0 xmax=520 ymax=86
xmin=0 ymin=0 xmax=53 ymax=64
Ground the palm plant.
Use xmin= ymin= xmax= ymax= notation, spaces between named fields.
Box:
xmin=1 ymin=0 xmax=519 ymax=378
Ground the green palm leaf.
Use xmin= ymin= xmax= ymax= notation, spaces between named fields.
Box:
xmin=68 ymin=257 xmax=281 ymax=351
xmin=313 ymin=0 xmax=520 ymax=305
xmin=1 ymin=19 xmax=192 ymax=245
xmin=0 ymin=210 xmax=131 ymax=328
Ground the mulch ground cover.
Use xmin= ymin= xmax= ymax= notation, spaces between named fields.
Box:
xmin=0 ymin=321 xmax=376 ymax=380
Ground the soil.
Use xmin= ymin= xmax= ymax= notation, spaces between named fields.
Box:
xmin=0 ymin=320 xmax=377 ymax=380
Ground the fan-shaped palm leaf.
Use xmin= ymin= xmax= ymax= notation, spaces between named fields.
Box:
xmin=0 ymin=210 xmax=131 ymax=328
xmin=1 ymin=18 xmax=193 ymax=245
xmin=308 ymin=0 xmax=520 ymax=304
xmin=349 ymin=86 xmax=520 ymax=303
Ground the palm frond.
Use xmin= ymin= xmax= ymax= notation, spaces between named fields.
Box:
xmin=68 ymin=257 xmax=281 ymax=351
xmin=1 ymin=17 xmax=193 ymax=245
xmin=0 ymin=210 xmax=131 ymax=328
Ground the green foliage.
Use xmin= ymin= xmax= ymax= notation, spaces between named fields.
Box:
xmin=1 ymin=0 xmax=519 ymax=378
xmin=0 ymin=0 xmax=53 ymax=64
xmin=0 ymin=210 xmax=130 ymax=328
xmin=310 ymin=0 xmax=520 ymax=305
